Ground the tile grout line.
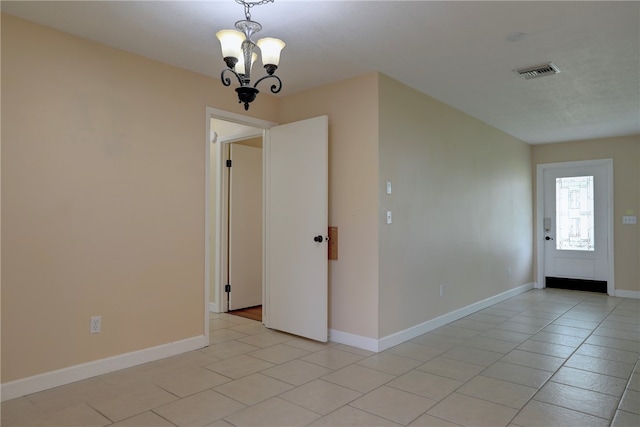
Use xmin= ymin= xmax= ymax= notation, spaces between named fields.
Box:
xmin=506 ymin=294 xmax=631 ymax=425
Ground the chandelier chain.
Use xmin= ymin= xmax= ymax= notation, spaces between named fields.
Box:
xmin=235 ymin=0 xmax=274 ymax=21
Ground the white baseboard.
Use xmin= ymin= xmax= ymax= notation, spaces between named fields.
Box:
xmin=615 ymin=289 xmax=640 ymax=299
xmin=377 ymin=282 xmax=535 ymax=351
xmin=329 ymin=329 xmax=380 ymax=352
xmin=329 ymin=282 xmax=535 ymax=353
xmin=209 ymin=302 xmax=220 ymax=312
xmin=1 ymin=335 xmax=208 ymax=402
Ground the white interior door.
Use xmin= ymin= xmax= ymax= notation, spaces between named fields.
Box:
xmin=265 ymin=116 xmax=328 ymax=342
xmin=229 ymin=143 xmax=263 ymax=310
xmin=543 ymin=162 xmax=610 ymax=285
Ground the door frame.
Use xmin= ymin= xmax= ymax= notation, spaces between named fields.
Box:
xmin=535 ymin=159 xmax=615 ymax=295
xmin=205 ymin=107 xmax=276 ymax=331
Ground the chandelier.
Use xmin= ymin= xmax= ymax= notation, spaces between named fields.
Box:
xmin=216 ymin=0 xmax=285 ymax=110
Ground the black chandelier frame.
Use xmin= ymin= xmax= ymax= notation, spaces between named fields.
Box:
xmin=219 ymin=0 xmax=283 ymax=110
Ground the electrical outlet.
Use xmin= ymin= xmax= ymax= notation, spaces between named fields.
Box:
xmin=90 ymin=316 xmax=101 ymax=334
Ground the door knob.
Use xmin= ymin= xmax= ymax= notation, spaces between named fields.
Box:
xmin=545 ymin=236 xmax=554 ymax=241
xmin=313 ymin=235 xmax=324 ymax=243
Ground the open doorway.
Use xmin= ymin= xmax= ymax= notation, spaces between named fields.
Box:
xmin=208 ymin=114 xmax=268 ymax=319
xmin=226 ymin=137 xmax=263 ymax=312
xmin=205 ymin=109 xmax=329 ymax=343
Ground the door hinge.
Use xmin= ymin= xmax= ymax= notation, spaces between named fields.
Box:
xmin=226 ymin=159 xmax=232 ymax=168
xmin=225 ymin=284 xmax=231 ymax=292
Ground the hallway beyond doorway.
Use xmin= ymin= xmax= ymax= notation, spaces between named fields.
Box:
xmin=229 ymin=305 xmax=263 ymax=322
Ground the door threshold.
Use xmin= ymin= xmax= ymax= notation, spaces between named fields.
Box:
xmin=545 ymin=277 xmax=607 ymax=293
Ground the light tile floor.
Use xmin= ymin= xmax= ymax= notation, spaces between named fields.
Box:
xmin=3 ymin=289 xmax=639 ymax=426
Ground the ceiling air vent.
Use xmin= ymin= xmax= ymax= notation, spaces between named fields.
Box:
xmin=515 ymin=62 xmax=560 ymax=80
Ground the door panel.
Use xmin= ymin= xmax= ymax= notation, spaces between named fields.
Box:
xmin=229 ymin=144 xmax=263 ymax=310
xmin=265 ymin=116 xmax=328 ymax=342
xmin=543 ymin=164 xmax=609 ymax=282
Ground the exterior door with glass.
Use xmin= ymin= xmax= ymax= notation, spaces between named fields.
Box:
xmin=542 ymin=162 xmax=611 ymax=287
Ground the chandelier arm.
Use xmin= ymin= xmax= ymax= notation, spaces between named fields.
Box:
xmin=252 ymin=74 xmax=282 ymax=94
xmin=221 ymin=68 xmax=244 ymax=87
xmin=219 ymin=0 xmax=279 ymax=111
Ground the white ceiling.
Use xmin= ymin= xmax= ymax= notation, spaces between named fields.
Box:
xmin=2 ymin=1 xmax=639 ymax=144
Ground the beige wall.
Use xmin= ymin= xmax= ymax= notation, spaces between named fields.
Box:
xmin=532 ymin=136 xmax=640 ymax=292
xmin=278 ymin=73 xmax=534 ymax=340
xmin=278 ymin=74 xmax=381 ymax=339
xmin=1 ymin=15 xmax=278 ymax=382
xmin=377 ymin=75 xmax=534 ymax=337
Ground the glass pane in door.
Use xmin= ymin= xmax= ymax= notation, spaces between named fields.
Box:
xmin=556 ymin=176 xmax=594 ymax=251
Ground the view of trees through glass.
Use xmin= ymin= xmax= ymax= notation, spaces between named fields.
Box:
xmin=556 ymin=175 xmax=595 ymax=251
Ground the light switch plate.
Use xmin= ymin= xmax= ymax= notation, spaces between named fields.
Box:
xmin=386 ymin=181 xmax=392 ymax=195
xmin=386 ymin=211 xmax=392 ymax=224
xmin=622 ymin=215 xmax=637 ymax=224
